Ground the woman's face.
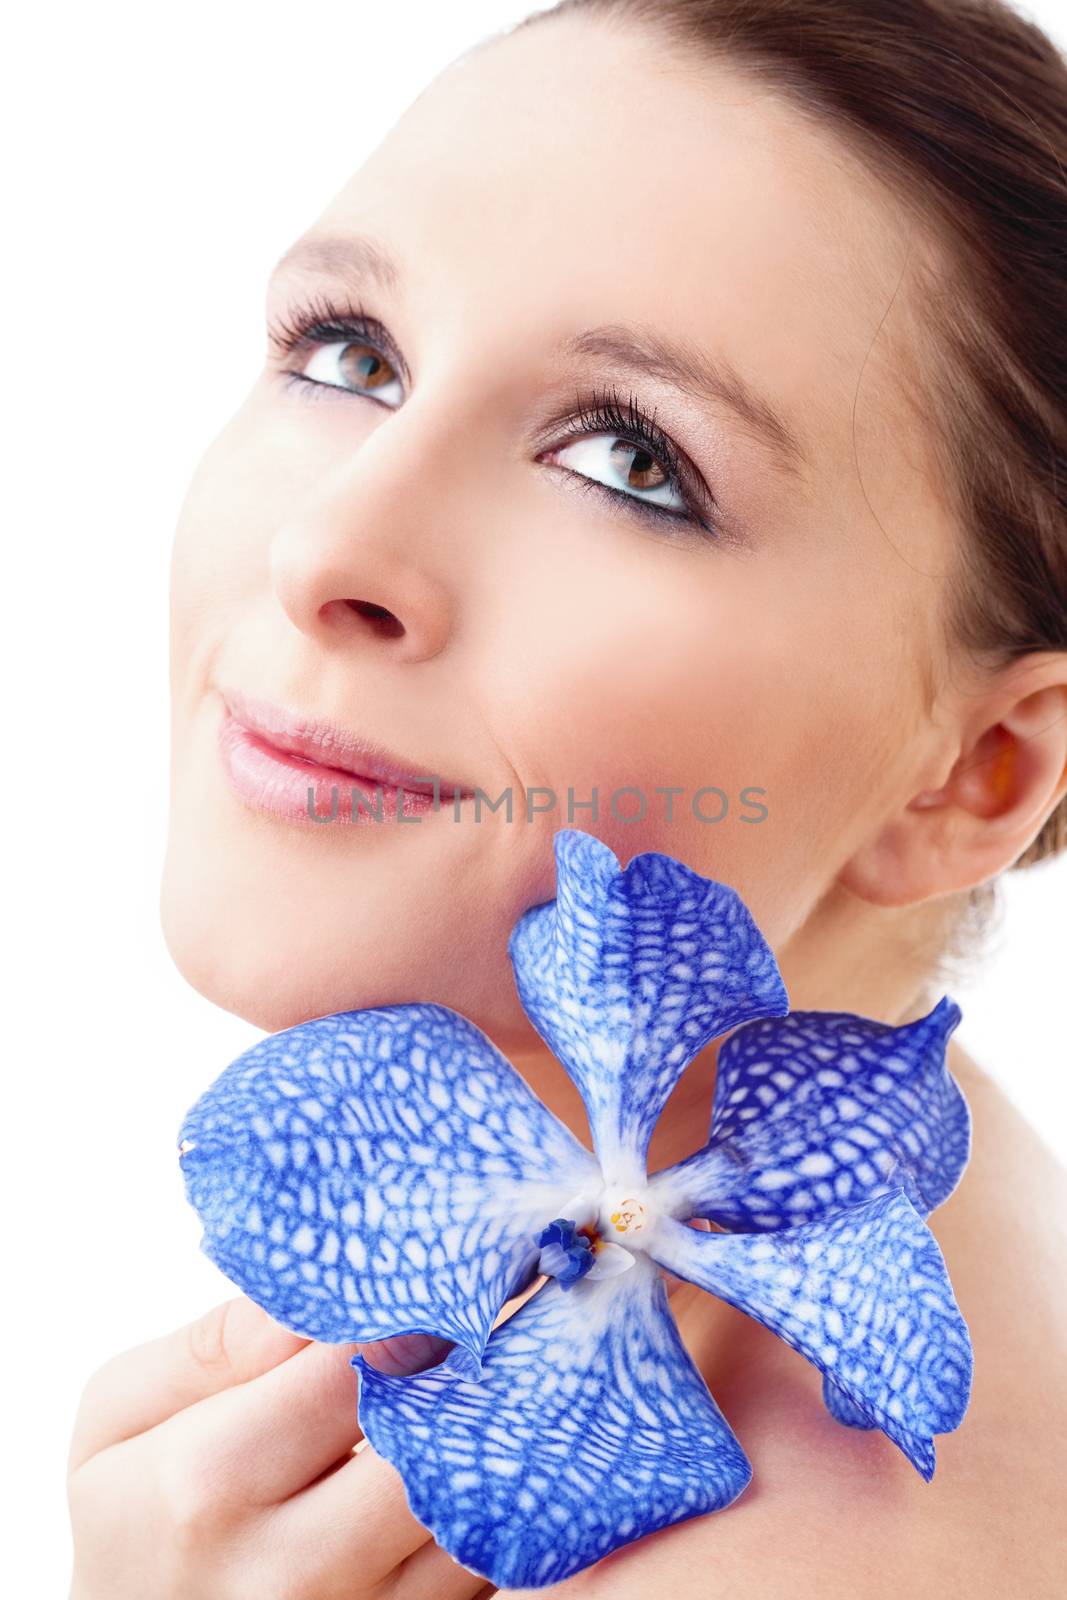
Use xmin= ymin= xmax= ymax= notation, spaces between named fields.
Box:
xmin=162 ymin=14 xmax=958 ymax=1043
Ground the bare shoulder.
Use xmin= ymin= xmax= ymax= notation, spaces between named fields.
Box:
xmin=935 ymin=1038 xmax=1067 ymax=1323
xmin=498 ymin=1042 xmax=1067 ymax=1600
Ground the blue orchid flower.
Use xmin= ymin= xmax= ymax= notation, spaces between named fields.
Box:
xmin=178 ymin=826 xmax=973 ymax=1590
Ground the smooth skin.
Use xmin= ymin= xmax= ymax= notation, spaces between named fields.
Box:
xmin=69 ymin=10 xmax=1067 ymax=1597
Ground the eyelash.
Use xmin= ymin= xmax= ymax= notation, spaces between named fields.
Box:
xmin=266 ymin=292 xmax=719 ymax=538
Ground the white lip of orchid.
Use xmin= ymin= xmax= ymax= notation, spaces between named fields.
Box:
xmin=584 ymin=1240 xmax=635 ymax=1280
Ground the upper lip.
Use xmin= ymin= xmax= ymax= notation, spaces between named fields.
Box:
xmin=219 ymin=686 xmax=476 ymax=797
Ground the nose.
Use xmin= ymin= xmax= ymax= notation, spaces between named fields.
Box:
xmin=268 ymin=405 xmax=458 ymax=664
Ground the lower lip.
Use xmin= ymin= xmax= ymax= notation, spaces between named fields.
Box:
xmin=217 ymin=709 xmax=454 ymax=825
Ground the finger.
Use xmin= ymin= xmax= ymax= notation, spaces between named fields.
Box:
xmin=183 ymin=1328 xmax=454 ymax=1501
xmin=144 ymin=1328 xmax=455 ymax=1506
xmin=390 ymin=1533 xmax=496 ymax=1600
xmin=273 ymin=1441 xmax=437 ymax=1590
xmin=167 ymin=1335 xmax=366 ymax=1503
xmin=70 ymin=1297 xmax=309 ymax=1470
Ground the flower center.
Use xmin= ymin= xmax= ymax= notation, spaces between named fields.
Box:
xmin=535 ymin=1184 xmax=657 ymax=1290
xmin=597 ymin=1185 xmax=652 ymax=1242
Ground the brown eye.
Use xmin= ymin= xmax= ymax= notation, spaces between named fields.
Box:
xmin=545 ymin=434 xmax=689 ymax=518
xmin=337 ymin=342 xmax=398 ymax=393
xmin=300 ymin=338 xmax=404 ymax=405
xmin=609 ymin=440 xmax=669 ymax=493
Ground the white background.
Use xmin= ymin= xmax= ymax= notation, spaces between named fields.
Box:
xmin=4 ymin=2 xmax=1064 ymax=1592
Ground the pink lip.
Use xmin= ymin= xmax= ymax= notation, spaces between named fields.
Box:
xmin=215 ymin=687 xmax=475 ymax=826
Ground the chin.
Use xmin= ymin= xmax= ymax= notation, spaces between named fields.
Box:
xmin=158 ymin=902 xmax=387 ymax=1033
xmin=156 ymin=828 xmax=520 ymax=1043
xmin=159 ymin=862 xmax=308 ymax=1031
xmin=158 ymin=843 xmax=365 ymax=1033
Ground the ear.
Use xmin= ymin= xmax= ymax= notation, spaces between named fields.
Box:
xmin=838 ymin=656 xmax=1067 ymax=909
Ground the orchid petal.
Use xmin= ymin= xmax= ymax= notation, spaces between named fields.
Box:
xmin=179 ymin=1003 xmax=599 ymax=1378
xmin=649 ymin=1190 xmax=973 ymax=1481
xmin=355 ymin=1253 xmax=752 ymax=1590
xmin=508 ymin=828 xmax=788 ymax=1183
xmin=649 ymin=997 xmax=968 ymax=1229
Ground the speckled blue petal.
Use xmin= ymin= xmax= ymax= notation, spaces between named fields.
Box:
xmin=650 ymin=1190 xmax=973 ymax=1481
xmin=179 ymin=1003 xmax=599 ymax=1378
xmin=355 ymin=1253 xmax=752 ymax=1589
xmin=649 ymin=997 xmax=968 ymax=1230
xmin=508 ymin=828 xmax=788 ymax=1183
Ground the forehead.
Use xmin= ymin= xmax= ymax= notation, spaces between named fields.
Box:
xmin=305 ymin=13 xmax=928 ymax=474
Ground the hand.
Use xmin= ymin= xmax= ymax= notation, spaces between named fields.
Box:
xmin=67 ymin=1296 xmax=493 ymax=1600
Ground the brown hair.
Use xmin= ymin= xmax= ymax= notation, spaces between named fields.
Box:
xmin=517 ymin=0 xmax=1067 ymax=965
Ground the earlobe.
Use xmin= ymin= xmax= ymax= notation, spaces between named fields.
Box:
xmin=835 ymin=801 xmax=955 ymax=909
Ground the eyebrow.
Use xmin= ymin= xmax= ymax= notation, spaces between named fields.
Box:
xmin=270 ymin=233 xmax=810 ymax=477
xmin=271 ymin=233 xmax=401 ymax=294
xmin=557 ymin=325 xmax=809 ymax=478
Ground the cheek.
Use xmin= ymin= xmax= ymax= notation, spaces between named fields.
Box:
xmin=169 ymin=418 xmax=261 ymax=691
xmin=169 ymin=389 xmax=320 ymax=687
xmin=494 ymin=539 xmax=903 ymax=941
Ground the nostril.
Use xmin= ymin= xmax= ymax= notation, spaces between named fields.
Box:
xmin=344 ymin=598 xmax=405 ymax=638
